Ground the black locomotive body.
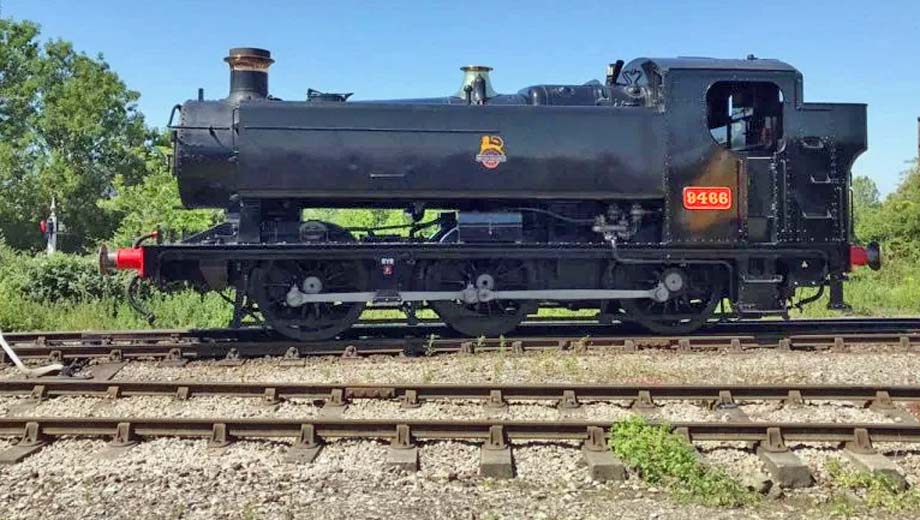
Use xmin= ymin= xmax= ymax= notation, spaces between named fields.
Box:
xmin=102 ymin=48 xmax=880 ymax=340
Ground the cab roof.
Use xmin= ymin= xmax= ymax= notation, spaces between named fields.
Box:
xmin=629 ymin=56 xmax=799 ymax=74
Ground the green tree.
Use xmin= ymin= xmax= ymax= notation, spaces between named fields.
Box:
xmin=0 ymin=18 xmax=149 ymax=251
xmin=302 ymin=207 xmax=413 ymax=233
xmin=96 ymin=133 xmax=221 ymax=247
xmin=851 ymin=175 xmax=881 ymax=242
xmin=870 ymin=163 xmax=920 ymax=260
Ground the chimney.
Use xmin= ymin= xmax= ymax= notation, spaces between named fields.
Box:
xmin=224 ymin=47 xmax=274 ymax=102
xmin=457 ymin=65 xmax=496 ymax=103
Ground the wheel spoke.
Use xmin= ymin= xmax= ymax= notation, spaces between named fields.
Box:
xmin=249 ymin=258 xmax=366 ymax=341
xmin=427 ymin=260 xmax=531 ymax=337
xmin=615 ymin=265 xmax=721 ymax=334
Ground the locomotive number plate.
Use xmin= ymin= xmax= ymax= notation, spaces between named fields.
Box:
xmin=682 ymin=187 xmax=732 ymax=210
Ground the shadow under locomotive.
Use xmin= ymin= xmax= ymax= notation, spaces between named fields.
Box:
xmin=101 ymin=48 xmax=880 ymax=341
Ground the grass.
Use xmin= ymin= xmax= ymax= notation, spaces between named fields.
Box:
xmin=610 ymin=416 xmax=760 ymax=508
xmin=240 ymin=503 xmax=260 ymax=520
xmin=824 ymin=458 xmax=920 ymax=517
xmin=0 ymin=288 xmax=232 ymax=332
xmin=424 ymin=334 xmax=437 ymax=356
xmin=796 ymin=256 xmax=920 ymax=318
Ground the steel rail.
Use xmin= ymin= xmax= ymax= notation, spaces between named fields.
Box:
xmin=2 ymin=318 xmax=919 ymax=364
xmin=3 ymin=331 xmax=917 ymax=363
xmin=6 ymin=317 xmax=920 ymax=344
xmin=2 ymin=417 xmax=919 ymax=445
xmin=6 ymin=380 xmax=920 ymax=405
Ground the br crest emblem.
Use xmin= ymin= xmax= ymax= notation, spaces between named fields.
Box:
xmin=475 ymin=135 xmax=506 ymax=169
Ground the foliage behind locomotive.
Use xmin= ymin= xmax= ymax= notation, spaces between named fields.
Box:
xmin=102 ymin=48 xmax=881 ymax=340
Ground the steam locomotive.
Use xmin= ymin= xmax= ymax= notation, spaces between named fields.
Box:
xmin=100 ymin=48 xmax=881 ymax=340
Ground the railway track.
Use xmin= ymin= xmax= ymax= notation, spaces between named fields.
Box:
xmin=0 ymin=415 xmax=916 ymax=486
xmin=2 ymin=317 xmax=920 ymax=365
xmin=1 ymin=416 xmax=917 ymax=447
xmin=1 ymin=378 xmax=918 ymax=486
xmin=4 ymin=379 xmax=920 ymax=410
xmin=3 ymin=320 xmax=918 ymax=487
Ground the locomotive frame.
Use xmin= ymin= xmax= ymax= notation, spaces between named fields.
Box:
xmin=101 ymin=49 xmax=881 ymax=340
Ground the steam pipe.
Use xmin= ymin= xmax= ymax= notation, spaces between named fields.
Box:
xmin=0 ymin=329 xmax=64 ymax=377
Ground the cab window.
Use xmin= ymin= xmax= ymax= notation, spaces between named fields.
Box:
xmin=707 ymin=81 xmax=783 ymax=152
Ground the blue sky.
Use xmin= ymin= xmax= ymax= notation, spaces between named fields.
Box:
xmin=6 ymin=0 xmax=919 ymax=194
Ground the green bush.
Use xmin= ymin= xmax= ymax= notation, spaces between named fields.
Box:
xmin=0 ymin=242 xmax=124 ymax=301
xmin=0 ymin=283 xmax=53 ymax=331
xmin=610 ymin=416 xmax=759 ymax=508
xmin=140 ymin=290 xmax=233 ymax=329
xmin=825 ymin=458 xmax=920 ymax=516
xmin=0 ymin=284 xmax=232 ymax=333
xmin=21 ymin=253 xmax=124 ymax=302
xmin=0 ymin=240 xmax=230 ymax=332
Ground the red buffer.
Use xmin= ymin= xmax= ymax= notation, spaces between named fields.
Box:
xmin=99 ymin=245 xmax=146 ymax=278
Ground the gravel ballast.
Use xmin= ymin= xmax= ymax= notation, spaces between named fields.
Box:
xmin=0 ymin=436 xmax=890 ymax=520
xmin=0 ymin=347 xmax=919 ymax=518
xmin=97 ymin=348 xmax=920 ymax=385
xmin=741 ymin=401 xmax=896 ymax=424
